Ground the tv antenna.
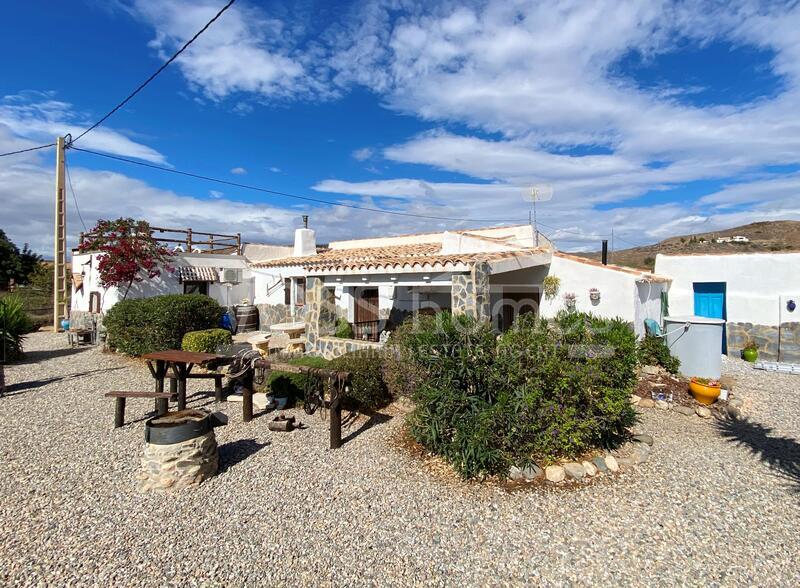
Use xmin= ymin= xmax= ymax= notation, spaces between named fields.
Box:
xmin=525 ymin=184 xmax=554 ymax=247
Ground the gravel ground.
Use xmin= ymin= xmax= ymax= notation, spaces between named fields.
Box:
xmin=1 ymin=332 xmax=799 ymax=587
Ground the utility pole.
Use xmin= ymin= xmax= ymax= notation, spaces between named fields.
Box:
xmin=53 ymin=136 xmax=68 ymax=331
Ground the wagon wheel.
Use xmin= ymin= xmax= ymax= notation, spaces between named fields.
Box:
xmin=303 ymin=373 xmax=323 ymax=415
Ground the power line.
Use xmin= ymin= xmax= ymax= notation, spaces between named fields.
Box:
xmin=71 ymin=0 xmax=237 ymax=143
xmin=65 ymin=159 xmax=88 ymax=232
xmin=0 ymin=143 xmax=55 ymax=158
xmin=69 ymin=146 xmax=527 ymax=224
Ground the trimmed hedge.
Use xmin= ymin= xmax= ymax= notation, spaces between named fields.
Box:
xmin=402 ymin=311 xmax=638 ymax=479
xmin=334 ymin=317 xmax=354 ymax=339
xmin=266 ymin=355 xmax=331 ymax=400
xmin=104 ymin=294 xmax=224 ymax=356
xmin=182 ymin=328 xmax=232 ymax=353
xmin=330 ymin=350 xmax=390 ymax=411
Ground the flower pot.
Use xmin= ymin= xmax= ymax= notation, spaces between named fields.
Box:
xmin=689 ymin=378 xmax=720 ymax=405
xmin=742 ymin=347 xmax=758 ymax=362
xmin=60 ymin=319 xmax=70 ymax=331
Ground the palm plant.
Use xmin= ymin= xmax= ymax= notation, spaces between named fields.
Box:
xmin=0 ymin=294 xmax=33 ymax=363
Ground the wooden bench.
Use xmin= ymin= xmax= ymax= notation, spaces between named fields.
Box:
xmin=165 ymin=372 xmax=225 ymax=401
xmin=105 ymin=391 xmax=173 ymax=428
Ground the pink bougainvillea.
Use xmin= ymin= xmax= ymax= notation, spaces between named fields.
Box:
xmin=79 ymin=218 xmax=173 ymax=300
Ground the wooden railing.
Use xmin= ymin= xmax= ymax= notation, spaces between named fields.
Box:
xmin=79 ymin=226 xmax=242 ymax=255
xmin=353 ymin=320 xmax=381 ymax=342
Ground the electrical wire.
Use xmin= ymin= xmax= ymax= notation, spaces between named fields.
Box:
xmin=69 ymin=146 xmax=528 ymax=223
xmin=0 ymin=143 xmax=55 ymax=158
xmin=65 ymin=159 xmax=88 ymax=232
xmin=71 ymin=0 xmax=237 ymax=143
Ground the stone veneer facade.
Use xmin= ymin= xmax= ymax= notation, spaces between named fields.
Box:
xmin=727 ymin=321 xmax=800 ymax=363
xmin=256 ymin=303 xmax=301 ymax=331
xmin=304 ymin=277 xmax=337 ymax=354
xmin=137 ymin=431 xmax=218 ymax=492
xmin=316 ymin=336 xmax=384 ymax=360
xmin=451 ymin=262 xmax=491 ymax=321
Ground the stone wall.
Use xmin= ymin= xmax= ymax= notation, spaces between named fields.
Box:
xmin=315 ymin=336 xmax=384 ymax=360
xmin=451 ymin=262 xmax=491 ymax=321
xmin=256 ymin=303 xmax=302 ymax=331
xmin=727 ymin=321 xmax=800 ymax=362
xmin=304 ymin=277 xmax=337 ymax=353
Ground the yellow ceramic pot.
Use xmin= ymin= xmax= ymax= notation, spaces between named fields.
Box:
xmin=689 ymin=379 xmax=721 ymax=405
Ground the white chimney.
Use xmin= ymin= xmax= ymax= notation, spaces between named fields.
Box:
xmin=293 ymin=217 xmax=316 ymax=257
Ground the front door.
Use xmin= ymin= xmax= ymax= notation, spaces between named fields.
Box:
xmin=693 ymin=282 xmax=726 ymax=353
xmin=355 ymin=288 xmax=380 ymax=341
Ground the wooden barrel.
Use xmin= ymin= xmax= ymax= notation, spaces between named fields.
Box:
xmin=235 ymin=304 xmax=259 ymax=333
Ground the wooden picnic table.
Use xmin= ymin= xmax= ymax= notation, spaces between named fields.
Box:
xmin=142 ymin=350 xmax=222 ymax=411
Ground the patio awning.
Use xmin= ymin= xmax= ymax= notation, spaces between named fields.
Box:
xmin=177 ymin=266 xmax=218 ymax=282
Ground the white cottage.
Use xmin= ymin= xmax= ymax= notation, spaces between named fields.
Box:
xmin=251 ymin=224 xmax=669 ymax=358
xmin=655 ymin=252 xmax=800 ymax=362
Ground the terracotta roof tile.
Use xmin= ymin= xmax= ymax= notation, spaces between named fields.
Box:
xmin=252 ymin=243 xmax=544 ymax=273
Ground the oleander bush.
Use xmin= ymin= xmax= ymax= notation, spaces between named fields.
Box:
xmin=0 ymin=294 xmax=34 ymax=362
xmin=398 ymin=311 xmax=638 ymax=479
xmin=104 ymin=294 xmax=223 ymax=356
xmin=181 ymin=328 xmax=233 ymax=353
xmin=637 ymin=334 xmax=680 ymax=374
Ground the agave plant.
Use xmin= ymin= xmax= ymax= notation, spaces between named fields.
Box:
xmin=0 ymin=294 xmax=33 ymax=362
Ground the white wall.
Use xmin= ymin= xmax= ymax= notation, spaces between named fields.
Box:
xmin=538 ymin=255 xmax=636 ymax=320
xmin=70 ymin=252 xmax=251 ymax=313
xmin=655 ymin=252 xmax=800 ymax=326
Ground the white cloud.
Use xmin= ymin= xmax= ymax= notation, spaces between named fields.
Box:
xmin=352 ymin=147 xmax=374 ymax=161
xmin=130 ymin=0 xmax=320 ymax=100
xmin=230 ymin=166 xmax=247 ymax=175
xmin=209 ymin=190 xmax=224 ymax=198
xmin=269 ymin=166 xmax=281 ymax=173
xmin=0 ymin=92 xmax=166 ymax=163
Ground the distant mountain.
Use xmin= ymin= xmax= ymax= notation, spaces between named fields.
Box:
xmin=576 ymin=221 xmax=800 ymax=271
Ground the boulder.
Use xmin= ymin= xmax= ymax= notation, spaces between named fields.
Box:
xmin=509 ymin=466 xmax=525 ymax=482
xmin=581 ymin=461 xmax=597 ymax=477
xmin=563 ymin=462 xmax=585 ymax=481
xmin=674 ymin=405 xmax=695 ymax=416
xmin=695 ymin=406 xmax=712 ymax=418
xmin=593 ymin=456 xmax=608 ymax=473
xmin=545 ymin=465 xmax=565 ymax=483
xmin=632 ymin=433 xmax=654 ymax=446
xmin=638 ymin=398 xmax=655 ymax=409
xmin=630 ymin=394 xmax=641 ymax=405
xmin=522 ymin=464 xmax=544 ymax=481
xmin=655 ymin=400 xmax=670 ymax=410
xmin=604 ymin=455 xmax=620 ymax=472
xmin=641 ymin=365 xmax=660 ymax=376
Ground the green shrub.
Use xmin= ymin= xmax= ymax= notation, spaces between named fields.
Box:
xmin=402 ymin=312 xmax=502 ymax=478
xmin=399 ymin=311 xmax=638 ymax=479
xmin=637 ymin=334 xmax=680 ymax=374
xmin=334 ymin=317 xmax=354 ymax=339
xmin=104 ymin=294 xmax=223 ymax=356
xmin=266 ymin=355 xmax=331 ymax=400
xmin=330 ymin=350 xmax=391 ymax=410
xmin=495 ymin=312 xmax=637 ymax=465
xmin=0 ymin=294 xmax=34 ymax=362
xmin=181 ymin=328 xmax=232 ymax=353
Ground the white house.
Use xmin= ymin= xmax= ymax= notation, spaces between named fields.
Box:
xmin=655 ymin=252 xmax=800 ymax=362
xmin=251 ymin=224 xmax=669 ymax=358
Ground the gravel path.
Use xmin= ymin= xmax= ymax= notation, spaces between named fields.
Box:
xmin=1 ymin=333 xmax=799 ymax=587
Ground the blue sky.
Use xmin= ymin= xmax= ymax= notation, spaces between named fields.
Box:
xmin=2 ymin=0 xmax=800 ymax=255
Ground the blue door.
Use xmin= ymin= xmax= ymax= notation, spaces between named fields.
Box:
xmin=693 ymin=282 xmax=726 ymax=353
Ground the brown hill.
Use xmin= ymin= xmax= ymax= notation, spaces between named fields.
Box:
xmin=577 ymin=220 xmax=800 ymax=271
